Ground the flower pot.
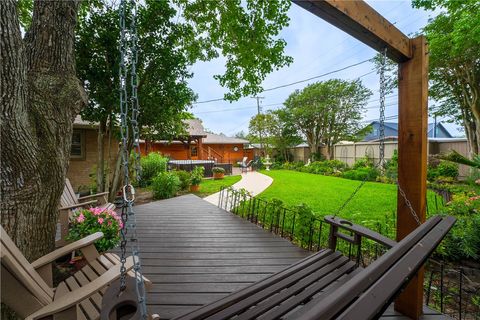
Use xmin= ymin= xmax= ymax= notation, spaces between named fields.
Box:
xmin=190 ymin=184 xmax=200 ymax=192
xmin=213 ymin=172 xmax=225 ymax=180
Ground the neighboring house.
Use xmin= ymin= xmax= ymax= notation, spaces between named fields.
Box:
xmin=141 ymin=119 xmax=249 ymax=164
xmin=362 ymin=121 xmax=452 ymax=141
xmin=67 ymin=116 xmax=119 ymax=191
xmin=67 ymin=117 xmax=248 ymax=190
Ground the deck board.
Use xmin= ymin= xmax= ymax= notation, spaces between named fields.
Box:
xmin=118 ymin=194 xmax=448 ymax=319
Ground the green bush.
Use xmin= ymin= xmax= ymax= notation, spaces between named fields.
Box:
xmin=140 ymin=152 xmax=168 ymax=186
xmin=436 ymin=194 xmax=480 ymax=261
xmin=212 ymin=167 xmax=226 ymax=174
xmin=190 ymin=166 xmax=205 ymax=185
xmin=174 ymin=170 xmax=191 ymax=190
xmin=385 ymin=150 xmax=398 ymax=180
xmin=342 ymin=167 xmax=379 ymax=181
xmin=428 ymin=160 xmax=459 ymax=181
xmin=152 ymin=172 xmax=180 ymax=199
xmin=352 ymin=156 xmax=374 ymax=169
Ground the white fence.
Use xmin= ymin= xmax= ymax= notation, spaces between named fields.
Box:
xmin=334 ymin=138 xmax=470 ymax=178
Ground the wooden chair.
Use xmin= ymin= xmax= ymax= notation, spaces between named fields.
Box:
xmin=56 ymin=178 xmax=116 ymax=247
xmin=1 ymin=226 xmax=154 ymax=320
xmin=174 ymin=215 xmax=455 ymax=320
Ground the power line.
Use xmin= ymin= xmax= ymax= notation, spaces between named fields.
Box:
xmin=192 ymin=58 xmax=374 ymax=104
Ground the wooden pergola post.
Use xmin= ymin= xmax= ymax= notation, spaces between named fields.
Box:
xmin=292 ymin=1 xmax=428 ymax=318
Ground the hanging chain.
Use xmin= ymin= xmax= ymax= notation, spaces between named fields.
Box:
xmin=118 ymin=0 xmax=129 ymax=291
xmin=378 ymin=48 xmax=387 ymax=171
xmin=118 ymin=0 xmax=148 ymax=318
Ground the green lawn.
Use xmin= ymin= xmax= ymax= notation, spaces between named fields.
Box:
xmin=259 ymin=170 xmax=443 ymax=225
xmin=192 ymin=175 xmax=242 ymax=198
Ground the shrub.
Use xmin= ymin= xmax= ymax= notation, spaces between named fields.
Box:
xmin=190 ymin=166 xmax=205 ymax=185
xmin=342 ymin=167 xmax=379 ymax=181
xmin=385 ymin=149 xmax=398 ymax=180
xmin=436 ymin=194 xmax=480 ymax=261
xmin=352 ymin=156 xmax=374 ymax=169
xmin=174 ymin=170 xmax=191 ymax=190
xmin=212 ymin=167 xmax=226 ymax=174
xmin=140 ymin=152 xmax=168 ymax=186
xmin=152 ymin=172 xmax=180 ymax=199
xmin=68 ymin=207 xmax=122 ymax=252
xmin=428 ymin=160 xmax=459 ymax=182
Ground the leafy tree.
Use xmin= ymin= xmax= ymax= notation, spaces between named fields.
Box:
xmin=1 ymin=0 xmax=293 ymax=262
xmin=412 ymin=0 xmax=480 ymax=154
xmin=283 ymin=79 xmax=372 ymax=159
xmin=248 ymin=110 xmax=302 ymax=161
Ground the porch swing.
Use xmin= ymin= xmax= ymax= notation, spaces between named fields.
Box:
xmin=172 ymin=50 xmax=456 ymax=320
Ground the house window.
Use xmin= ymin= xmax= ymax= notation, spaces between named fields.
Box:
xmin=191 ymin=146 xmax=198 ymax=157
xmin=233 ymin=146 xmax=239 ymax=152
xmin=70 ymin=130 xmax=85 ymax=159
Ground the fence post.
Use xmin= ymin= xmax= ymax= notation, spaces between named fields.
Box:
xmin=440 ymin=262 xmax=444 ymax=313
xmin=459 ymin=267 xmax=463 ymax=320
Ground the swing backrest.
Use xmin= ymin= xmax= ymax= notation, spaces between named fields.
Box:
xmin=0 ymin=226 xmax=53 ymax=318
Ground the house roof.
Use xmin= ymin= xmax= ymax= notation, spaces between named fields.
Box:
xmin=365 ymin=121 xmax=453 ymax=139
xmin=185 ymin=119 xmax=207 ymax=137
xmin=73 ymin=115 xmax=99 ymax=129
xmin=185 ymin=119 xmax=248 ymax=144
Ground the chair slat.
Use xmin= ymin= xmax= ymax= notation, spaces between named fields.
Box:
xmin=65 ymin=276 xmax=100 ymax=320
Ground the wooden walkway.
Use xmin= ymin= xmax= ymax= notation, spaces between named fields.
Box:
xmin=128 ymin=194 xmax=448 ymax=320
xmin=130 ymin=194 xmax=310 ymax=319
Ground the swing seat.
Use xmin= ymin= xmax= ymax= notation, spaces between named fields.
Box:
xmin=0 ymin=227 xmax=152 ymax=320
xmin=174 ymin=215 xmax=455 ymax=320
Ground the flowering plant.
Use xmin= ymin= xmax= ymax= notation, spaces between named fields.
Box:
xmin=67 ymin=207 xmax=123 ymax=253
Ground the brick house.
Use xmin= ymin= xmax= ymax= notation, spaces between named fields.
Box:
xmin=67 ymin=116 xmax=119 ymax=191
xmin=67 ymin=117 xmax=248 ymax=191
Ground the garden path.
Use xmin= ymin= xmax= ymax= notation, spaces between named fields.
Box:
xmin=203 ymin=171 xmax=273 ymax=205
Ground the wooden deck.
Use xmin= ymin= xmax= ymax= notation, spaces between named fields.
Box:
xmin=127 ymin=194 xmax=448 ymax=319
xmin=129 ymin=194 xmax=309 ymax=319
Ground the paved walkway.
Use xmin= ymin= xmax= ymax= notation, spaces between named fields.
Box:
xmin=203 ymin=171 xmax=273 ymax=205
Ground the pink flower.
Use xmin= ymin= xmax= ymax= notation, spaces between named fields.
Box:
xmin=76 ymin=214 xmax=85 ymax=223
xmin=98 ymin=217 xmax=104 ymax=224
xmin=108 ymin=220 xmax=112 ymax=226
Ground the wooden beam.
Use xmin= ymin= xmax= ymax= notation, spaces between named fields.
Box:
xmin=292 ymin=0 xmax=411 ymax=62
xmin=395 ymin=36 xmax=428 ymax=319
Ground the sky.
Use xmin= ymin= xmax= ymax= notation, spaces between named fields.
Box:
xmin=187 ymin=1 xmax=462 ymax=138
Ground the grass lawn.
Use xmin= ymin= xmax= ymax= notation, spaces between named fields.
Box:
xmin=259 ymin=170 xmax=443 ymax=225
xmin=192 ymin=175 xmax=242 ymax=198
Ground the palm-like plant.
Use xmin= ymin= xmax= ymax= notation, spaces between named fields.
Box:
xmin=440 ymin=150 xmax=480 ymax=169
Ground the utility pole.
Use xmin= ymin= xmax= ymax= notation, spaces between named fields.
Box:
xmin=252 ymin=96 xmax=265 ymax=157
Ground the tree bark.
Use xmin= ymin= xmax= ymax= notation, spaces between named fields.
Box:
xmin=0 ymin=0 xmax=86 ymax=261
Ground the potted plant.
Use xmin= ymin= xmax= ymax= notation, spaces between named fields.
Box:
xmin=212 ymin=167 xmax=226 ymax=180
xmin=189 ymin=166 xmax=204 ymax=192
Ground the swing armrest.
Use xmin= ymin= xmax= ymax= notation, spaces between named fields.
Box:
xmin=324 ymin=215 xmax=397 ymax=249
xmin=26 ymin=256 xmax=134 ymax=320
xmin=59 ymin=200 xmax=98 ymax=211
xmin=32 ymin=232 xmax=104 ymax=269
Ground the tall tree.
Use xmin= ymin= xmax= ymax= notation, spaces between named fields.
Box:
xmin=412 ymin=0 xmax=480 ymax=154
xmin=283 ymin=79 xmax=372 ymax=159
xmin=1 ymin=0 xmax=293 ymax=260
xmin=1 ymin=0 xmax=87 ymax=260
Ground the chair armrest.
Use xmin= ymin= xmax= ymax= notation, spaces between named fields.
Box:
xmin=58 ymin=200 xmax=97 ymax=211
xmin=78 ymin=192 xmax=109 ymax=201
xmin=324 ymin=215 xmax=397 ymax=249
xmin=26 ymin=256 xmax=134 ymax=320
xmin=31 ymin=232 xmax=104 ymax=269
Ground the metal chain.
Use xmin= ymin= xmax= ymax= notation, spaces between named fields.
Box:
xmin=127 ymin=1 xmax=147 ymax=318
xmin=118 ymin=0 xmax=148 ymax=318
xmin=398 ymin=184 xmax=422 ymax=226
xmin=118 ymin=0 xmax=129 ymax=291
xmin=378 ymin=48 xmax=387 ymax=171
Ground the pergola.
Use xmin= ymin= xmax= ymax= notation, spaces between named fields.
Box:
xmin=292 ymin=1 xmax=428 ymax=319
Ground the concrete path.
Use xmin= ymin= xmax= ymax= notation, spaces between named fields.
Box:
xmin=203 ymin=171 xmax=273 ymax=205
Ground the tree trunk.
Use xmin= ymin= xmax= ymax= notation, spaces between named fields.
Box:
xmin=109 ymin=148 xmax=123 ymax=202
xmin=0 ymin=0 xmax=86 ymax=261
xmin=96 ymin=119 xmax=106 ymax=192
